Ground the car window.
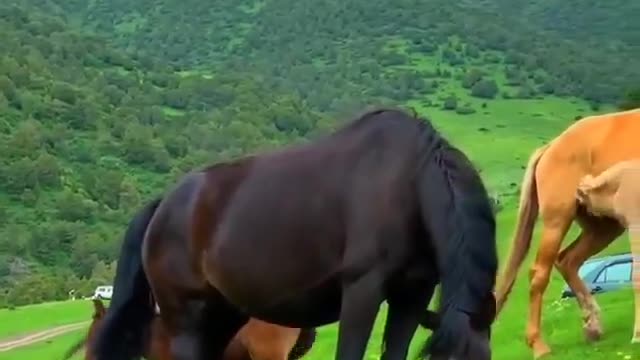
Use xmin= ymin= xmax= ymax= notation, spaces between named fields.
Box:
xmin=578 ymin=261 xmax=602 ymax=278
xmin=595 ymin=262 xmax=631 ymax=283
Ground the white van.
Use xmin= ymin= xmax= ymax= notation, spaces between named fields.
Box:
xmin=92 ymin=285 xmax=113 ymax=300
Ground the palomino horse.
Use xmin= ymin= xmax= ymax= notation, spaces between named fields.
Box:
xmin=495 ymin=108 xmax=640 ymax=359
xmin=576 ymin=159 xmax=640 ymax=341
xmin=91 ymin=108 xmax=498 ymax=360
xmin=63 ymin=299 xmax=316 ymax=360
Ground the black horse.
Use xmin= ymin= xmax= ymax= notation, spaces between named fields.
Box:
xmin=92 ymin=108 xmax=498 ymax=360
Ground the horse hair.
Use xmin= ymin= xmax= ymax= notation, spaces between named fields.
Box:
xmin=413 ymin=119 xmax=497 ymax=358
xmin=92 ymin=197 xmax=162 ymax=360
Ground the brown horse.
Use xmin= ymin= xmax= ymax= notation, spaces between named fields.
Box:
xmin=64 ymin=299 xmax=443 ymax=360
xmin=495 ymin=108 xmax=640 ymax=359
xmin=63 ymin=299 xmax=316 ymax=360
xmin=576 ymin=159 xmax=640 ymax=342
xmin=91 ymin=108 xmax=499 ymax=360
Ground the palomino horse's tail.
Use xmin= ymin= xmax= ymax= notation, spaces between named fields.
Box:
xmin=494 ymin=145 xmax=548 ymax=315
xmin=287 ymin=327 xmax=317 ymax=360
xmin=92 ymin=197 xmax=162 ymax=360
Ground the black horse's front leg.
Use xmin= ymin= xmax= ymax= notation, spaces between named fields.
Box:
xmin=380 ymin=281 xmax=436 ymax=360
xmin=335 ymin=271 xmax=384 ymax=360
xmin=380 ymin=302 xmax=422 ymax=360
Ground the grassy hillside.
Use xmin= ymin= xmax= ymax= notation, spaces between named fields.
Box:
xmin=1 ymin=0 xmax=635 ymax=306
xmin=0 ymin=2 xmax=638 ymax=357
xmin=0 ymin=0 xmax=639 ymax=359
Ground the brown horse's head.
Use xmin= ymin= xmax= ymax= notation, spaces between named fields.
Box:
xmin=91 ymin=299 xmax=107 ymax=320
xmin=61 ymin=299 xmax=107 ymax=360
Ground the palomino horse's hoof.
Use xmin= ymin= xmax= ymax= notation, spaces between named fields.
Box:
xmin=584 ymin=326 xmax=603 ymax=343
xmin=532 ymin=342 xmax=551 ymax=359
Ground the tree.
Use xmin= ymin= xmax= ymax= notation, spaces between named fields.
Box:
xmin=0 ymin=76 xmax=18 ymax=105
xmin=32 ymin=152 xmax=61 ymax=188
xmin=461 ymin=69 xmax=484 ymax=89
xmin=63 ymin=99 xmax=100 ymax=130
xmin=50 ymin=82 xmax=78 ymax=104
xmin=442 ymin=95 xmax=458 ymax=111
xmin=5 ymin=119 xmax=44 ymax=159
xmin=54 ymin=190 xmax=97 ymax=222
xmin=471 ymin=79 xmax=499 ymax=99
xmin=619 ymin=88 xmax=640 ymax=110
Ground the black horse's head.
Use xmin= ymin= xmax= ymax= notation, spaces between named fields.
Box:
xmin=464 ymin=291 xmax=496 ymax=359
xmin=422 ymin=291 xmax=496 ymax=360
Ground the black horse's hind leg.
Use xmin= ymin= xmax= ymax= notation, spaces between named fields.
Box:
xmin=335 ymin=270 xmax=385 ymax=360
xmin=380 ymin=285 xmax=435 ymax=360
xmin=162 ymin=293 xmax=248 ymax=360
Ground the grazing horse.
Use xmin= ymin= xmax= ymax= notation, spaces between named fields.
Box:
xmin=91 ymin=108 xmax=498 ymax=360
xmin=63 ymin=299 xmax=316 ymax=360
xmin=576 ymin=159 xmax=640 ymax=342
xmin=495 ymin=108 xmax=640 ymax=359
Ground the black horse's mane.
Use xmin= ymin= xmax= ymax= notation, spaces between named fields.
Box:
xmin=411 ymin=116 xmax=497 ymax=357
xmin=344 ymin=108 xmax=497 ymax=316
xmin=337 ymin=106 xmax=421 ymax=133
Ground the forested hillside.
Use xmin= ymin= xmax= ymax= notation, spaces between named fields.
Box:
xmin=488 ymin=0 xmax=639 ymax=46
xmin=0 ymin=0 xmax=638 ymax=307
xmin=0 ymin=3 xmax=334 ymax=306
xmin=26 ymin=0 xmax=640 ymax=109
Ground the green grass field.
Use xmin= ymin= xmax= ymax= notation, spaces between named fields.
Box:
xmin=0 ymin=300 xmax=95 ymax=339
xmin=1 ymin=205 xmax=638 ymax=360
xmin=0 ymin=328 xmax=87 ymax=360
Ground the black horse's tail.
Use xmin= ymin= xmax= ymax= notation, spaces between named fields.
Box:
xmin=414 ymin=129 xmax=497 ymax=359
xmin=287 ymin=327 xmax=317 ymax=360
xmin=91 ymin=197 xmax=163 ymax=360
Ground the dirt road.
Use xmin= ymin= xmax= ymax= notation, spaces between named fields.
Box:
xmin=0 ymin=321 xmax=89 ymax=352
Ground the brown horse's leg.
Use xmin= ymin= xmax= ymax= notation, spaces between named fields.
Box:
xmin=555 ymin=214 xmax=623 ymax=342
xmin=240 ymin=320 xmax=300 ymax=360
xmin=155 ymin=291 xmax=248 ymax=360
xmin=223 ymin=335 xmax=253 ymax=360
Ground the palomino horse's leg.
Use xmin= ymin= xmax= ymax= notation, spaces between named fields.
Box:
xmin=555 ymin=215 xmax=623 ymax=341
xmin=612 ymin=181 xmax=640 ymax=343
xmin=630 ymin=221 xmax=640 ymax=343
xmin=526 ymin=214 xmax=573 ymax=358
xmin=524 ymin=156 xmax=585 ymax=359
xmin=379 ymin=285 xmax=435 ymax=360
xmin=335 ymin=270 xmax=384 ymax=360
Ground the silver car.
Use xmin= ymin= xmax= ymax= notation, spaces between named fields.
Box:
xmin=561 ymin=253 xmax=633 ymax=298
